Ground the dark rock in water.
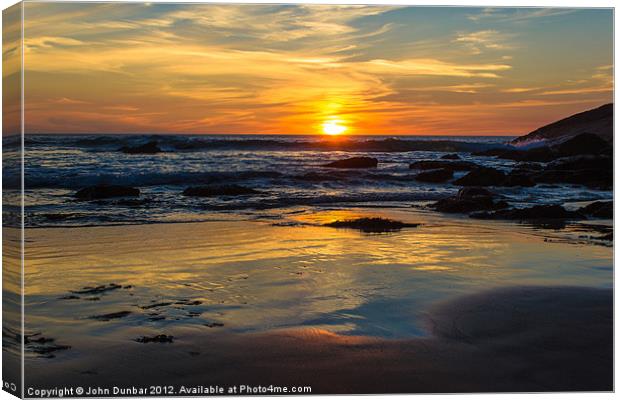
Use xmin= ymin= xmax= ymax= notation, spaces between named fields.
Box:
xmin=472 ymin=205 xmax=582 ymax=221
xmin=141 ymin=302 xmax=173 ymax=310
xmin=59 ymin=295 xmax=80 ymax=300
xmin=503 ymin=170 xmax=536 ymax=187
xmin=578 ymin=201 xmax=613 ymax=219
xmin=323 ymin=157 xmax=378 ymax=169
xmin=474 ymin=134 xmax=611 ymax=162
xmin=324 ymin=217 xmax=420 ymax=233
xmin=414 ymin=168 xmax=453 ymax=183
xmin=71 ymin=283 xmax=122 ymax=295
xmin=175 ymin=299 xmax=203 ymax=306
xmin=135 ymin=334 xmax=174 ymax=344
xmin=74 ymin=185 xmax=140 ymax=200
xmin=121 ymin=140 xmax=162 ymax=154
xmin=454 ymin=167 xmax=506 ymax=186
xmin=182 ymin=185 xmax=260 ymax=197
xmin=409 ymin=160 xmax=477 ymax=171
xmin=546 ymin=155 xmax=612 ymax=171
xmin=24 ymin=333 xmax=71 ymax=358
xmin=440 ymin=153 xmax=460 ymax=160
xmin=553 ymin=133 xmax=611 ymax=157
xmin=431 ymin=187 xmax=508 ymax=214
xmin=25 ymin=336 xmax=55 ymax=345
xmin=204 ymin=322 xmax=224 ymax=328
xmin=533 ymin=156 xmax=612 ymax=189
xmin=89 ymin=311 xmax=132 ymax=321
xmin=456 ymin=187 xmax=494 ymax=200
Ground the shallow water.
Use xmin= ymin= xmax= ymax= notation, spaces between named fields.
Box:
xmin=19 ymin=207 xmax=612 ymax=365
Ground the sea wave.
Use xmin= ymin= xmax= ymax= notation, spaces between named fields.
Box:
xmin=21 ymin=134 xmax=512 ymax=153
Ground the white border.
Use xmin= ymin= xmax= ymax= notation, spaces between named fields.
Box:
xmin=0 ymin=1 xmax=616 ymax=400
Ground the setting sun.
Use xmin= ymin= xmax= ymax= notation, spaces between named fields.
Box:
xmin=322 ymin=120 xmax=347 ymax=136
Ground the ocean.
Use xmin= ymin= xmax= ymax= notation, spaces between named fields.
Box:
xmin=3 ymin=134 xmax=613 ymax=227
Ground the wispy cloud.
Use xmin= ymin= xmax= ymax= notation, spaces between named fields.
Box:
xmin=454 ymin=30 xmax=514 ymax=55
xmin=467 ymin=7 xmax=576 ymax=23
xmin=20 ymin=3 xmax=612 ymax=135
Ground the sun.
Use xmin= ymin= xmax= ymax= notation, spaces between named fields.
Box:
xmin=322 ymin=120 xmax=347 ymax=136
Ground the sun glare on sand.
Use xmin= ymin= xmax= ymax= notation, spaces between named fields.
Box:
xmin=322 ymin=120 xmax=347 ymax=136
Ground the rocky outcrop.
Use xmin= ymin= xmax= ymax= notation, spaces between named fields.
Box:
xmin=135 ymin=335 xmax=174 ymax=343
xmin=430 ymin=187 xmax=508 ymax=214
xmin=414 ymin=168 xmax=453 ymax=183
xmin=454 ymin=167 xmax=507 ymax=186
xmin=324 ymin=217 xmax=420 ymax=233
xmin=533 ymin=155 xmax=612 ymax=189
xmin=577 ymin=201 xmax=613 ymax=219
xmin=511 ymin=103 xmax=612 ymax=146
xmin=440 ymin=153 xmax=460 ymax=160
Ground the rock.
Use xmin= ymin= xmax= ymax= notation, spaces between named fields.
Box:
xmin=440 ymin=153 xmax=460 ymax=160
xmin=175 ymin=299 xmax=202 ymax=306
xmin=477 ymin=131 xmax=612 ymax=164
xmin=59 ymin=295 xmax=80 ymax=300
xmin=431 ymin=187 xmax=508 ymax=214
xmin=89 ymin=311 xmax=132 ymax=321
xmin=511 ymin=103 xmax=613 ymax=146
xmin=409 ymin=160 xmax=477 ymax=171
xmin=414 ymin=168 xmax=453 ymax=183
xmin=578 ymin=201 xmax=613 ymax=219
xmin=204 ymin=322 xmax=224 ymax=328
xmin=19 ymin=332 xmax=71 ymax=358
xmin=141 ymin=302 xmax=173 ymax=310
xmin=120 ymin=141 xmax=162 ymax=154
xmin=503 ymin=171 xmax=536 ymax=187
xmin=182 ymin=185 xmax=260 ymax=197
xmin=323 ymin=157 xmax=378 ymax=168
xmin=533 ymin=156 xmax=612 ymax=189
xmin=324 ymin=217 xmax=420 ymax=233
xmin=454 ymin=167 xmax=506 ymax=186
xmin=546 ymin=155 xmax=612 ymax=171
xmin=70 ymin=283 xmax=123 ymax=295
xmin=456 ymin=187 xmax=494 ymax=200
xmin=135 ymin=334 xmax=174 ymax=343
xmin=472 ymin=205 xmax=582 ymax=221
xmin=74 ymin=185 xmax=140 ymax=200
xmin=553 ymin=133 xmax=611 ymax=157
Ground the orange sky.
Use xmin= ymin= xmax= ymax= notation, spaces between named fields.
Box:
xmin=7 ymin=3 xmax=614 ymax=135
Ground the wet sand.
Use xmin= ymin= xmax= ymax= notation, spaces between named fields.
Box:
xmin=24 ymin=286 xmax=612 ymax=393
xmin=10 ymin=207 xmax=613 ymax=394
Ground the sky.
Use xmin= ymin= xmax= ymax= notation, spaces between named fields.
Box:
xmin=10 ymin=3 xmax=615 ymax=135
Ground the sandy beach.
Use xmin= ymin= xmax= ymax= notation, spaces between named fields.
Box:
xmin=12 ymin=207 xmax=612 ymax=393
